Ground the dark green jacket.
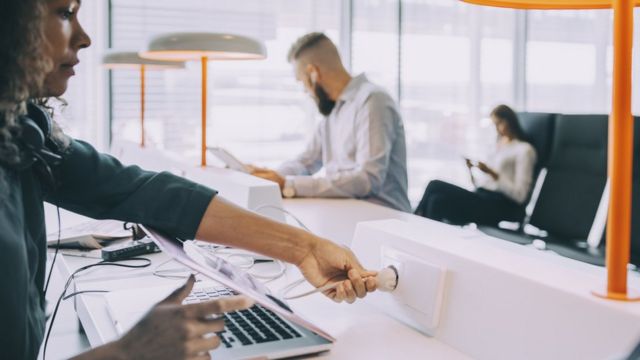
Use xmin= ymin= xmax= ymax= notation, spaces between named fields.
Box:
xmin=0 ymin=139 xmax=217 ymax=360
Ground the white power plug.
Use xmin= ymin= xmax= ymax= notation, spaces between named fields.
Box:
xmin=280 ymin=266 xmax=399 ymax=300
xmin=376 ymin=265 xmax=399 ymax=292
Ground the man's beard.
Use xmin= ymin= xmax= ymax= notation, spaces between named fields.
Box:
xmin=314 ymin=83 xmax=336 ymax=116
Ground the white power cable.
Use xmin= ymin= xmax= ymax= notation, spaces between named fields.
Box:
xmin=279 ymin=278 xmax=343 ymax=300
xmin=247 ymin=261 xmax=287 ymax=282
xmin=189 ymin=241 xmax=287 ymax=282
xmin=252 ymin=204 xmax=311 ymax=232
xmin=278 ymin=266 xmax=399 ymax=300
xmin=153 ymin=258 xmax=195 ymax=280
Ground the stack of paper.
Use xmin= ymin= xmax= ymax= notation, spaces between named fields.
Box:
xmin=47 ymin=219 xmax=132 ymax=249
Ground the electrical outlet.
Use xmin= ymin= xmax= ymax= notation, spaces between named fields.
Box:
xmin=379 ymin=246 xmax=447 ymax=336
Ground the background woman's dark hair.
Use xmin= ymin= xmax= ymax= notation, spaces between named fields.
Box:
xmin=490 ymin=104 xmax=527 ymax=142
xmin=0 ymin=0 xmax=51 ymax=169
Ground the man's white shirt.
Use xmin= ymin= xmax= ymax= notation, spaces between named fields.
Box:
xmin=277 ymin=74 xmax=411 ymax=212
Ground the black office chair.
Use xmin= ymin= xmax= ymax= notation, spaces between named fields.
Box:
xmin=483 ymin=114 xmax=610 ymax=266
xmin=532 ymin=114 xmax=609 ymax=264
xmin=532 ymin=114 xmax=608 ymax=235
xmin=549 ymin=115 xmax=640 ymax=267
xmin=519 ymin=112 xmax=556 ymax=184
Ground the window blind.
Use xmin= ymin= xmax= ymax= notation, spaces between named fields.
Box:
xmin=109 ymin=0 xmax=342 ymax=164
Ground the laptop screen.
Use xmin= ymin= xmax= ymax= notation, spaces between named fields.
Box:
xmin=141 ymin=225 xmax=335 ymax=342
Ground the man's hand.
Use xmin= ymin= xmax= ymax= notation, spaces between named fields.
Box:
xmin=112 ymin=275 xmax=253 ymax=360
xmin=296 ymin=239 xmax=377 ymax=304
xmin=251 ymin=167 xmax=285 ymax=190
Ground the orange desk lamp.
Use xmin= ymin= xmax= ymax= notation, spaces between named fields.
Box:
xmin=462 ymin=0 xmax=640 ymax=301
xmin=102 ymin=51 xmax=185 ymax=147
xmin=140 ymin=33 xmax=267 ymax=167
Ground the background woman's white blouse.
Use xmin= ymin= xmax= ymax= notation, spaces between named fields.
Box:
xmin=475 ymin=140 xmax=537 ymax=204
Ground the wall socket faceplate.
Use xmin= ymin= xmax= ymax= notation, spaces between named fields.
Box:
xmin=377 ymin=246 xmax=447 ymax=336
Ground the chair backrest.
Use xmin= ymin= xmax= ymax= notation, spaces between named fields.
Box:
xmin=509 ymin=112 xmax=557 ymax=222
xmin=529 ymin=114 xmax=609 ymax=240
xmin=517 ymin=112 xmax=556 ymax=175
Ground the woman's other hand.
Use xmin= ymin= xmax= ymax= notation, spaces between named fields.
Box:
xmin=114 ymin=275 xmax=253 ymax=360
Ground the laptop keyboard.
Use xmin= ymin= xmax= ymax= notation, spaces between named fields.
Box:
xmin=183 ymin=287 xmax=302 ymax=348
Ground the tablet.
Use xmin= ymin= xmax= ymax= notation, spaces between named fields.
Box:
xmin=207 ymin=146 xmax=251 ymax=173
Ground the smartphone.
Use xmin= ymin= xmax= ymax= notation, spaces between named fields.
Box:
xmin=463 ymin=157 xmax=480 ymax=166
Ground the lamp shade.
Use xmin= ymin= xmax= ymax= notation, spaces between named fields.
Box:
xmin=461 ymin=0 xmax=640 ymax=9
xmin=102 ymin=51 xmax=185 ymax=69
xmin=140 ymin=33 xmax=267 ymax=61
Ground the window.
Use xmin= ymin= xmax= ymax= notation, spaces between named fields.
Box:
xmin=399 ymin=0 xmax=516 ymax=203
xmin=107 ymin=1 xmax=640 ymax=206
xmin=526 ymin=9 xmax=640 ymax=114
xmin=352 ymin=0 xmax=400 ymax=100
xmin=525 ymin=9 xmax=610 ymax=113
xmin=110 ymin=0 xmax=342 ymax=166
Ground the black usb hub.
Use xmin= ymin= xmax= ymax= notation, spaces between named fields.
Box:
xmin=101 ymin=237 xmax=159 ymax=261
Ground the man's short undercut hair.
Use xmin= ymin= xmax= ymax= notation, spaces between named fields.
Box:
xmin=287 ymin=32 xmax=331 ymax=63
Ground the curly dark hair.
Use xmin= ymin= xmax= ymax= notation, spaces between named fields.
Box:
xmin=0 ymin=0 xmax=52 ymax=168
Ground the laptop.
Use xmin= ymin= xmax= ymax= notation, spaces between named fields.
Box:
xmin=104 ymin=226 xmax=334 ymax=360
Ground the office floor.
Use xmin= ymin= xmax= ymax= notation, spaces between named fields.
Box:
xmin=39 ymin=259 xmax=90 ymax=360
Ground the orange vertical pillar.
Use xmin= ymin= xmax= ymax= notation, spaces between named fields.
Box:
xmin=603 ymin=0 xmax=637 ymax=300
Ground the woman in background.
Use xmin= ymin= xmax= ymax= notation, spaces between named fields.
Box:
xmin=414 ymin=104 xmax=537 ymax=226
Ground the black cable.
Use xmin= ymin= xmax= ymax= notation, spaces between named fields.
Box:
xmin=43 ymin=206 xmax=62 ymax=296
xmin=43 ymin=257 xmax=151 ymax=360
xmin=63 ymin=290 xmax=110 ymax=301
xmin=123 ymin=222 xmax=146 ymax=240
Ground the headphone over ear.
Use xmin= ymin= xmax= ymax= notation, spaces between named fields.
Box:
xmin=15 ymin=103 xmax=63 ymax=187
xmin=21 ymin=103 xmax=62 ymax=164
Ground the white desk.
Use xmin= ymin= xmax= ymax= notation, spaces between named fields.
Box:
xmin=54 ymin=199 xmax=470 ymax=359
xmin=53 ymin=198 xmax=640 ymax=359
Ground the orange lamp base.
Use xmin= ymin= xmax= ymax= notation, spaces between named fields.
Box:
xmin=592 ymin=288 xmax=640 ymax=302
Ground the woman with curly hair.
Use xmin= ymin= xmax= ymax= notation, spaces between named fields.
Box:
xmin=0 ymin=1 xmax=377 ymax=359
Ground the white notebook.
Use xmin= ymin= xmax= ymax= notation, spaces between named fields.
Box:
xmin=46 ymin=219 xmax=131 ymax=249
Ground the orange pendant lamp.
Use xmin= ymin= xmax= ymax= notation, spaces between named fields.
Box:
xmin=140 ymin=33 xmax=267 ymax=167
xmin=103 ymin=51 xmax=185 ymax=147
xmin=462 ymin=0 xmax=640 ymax=301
